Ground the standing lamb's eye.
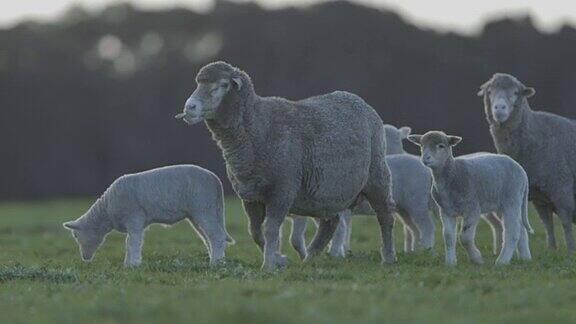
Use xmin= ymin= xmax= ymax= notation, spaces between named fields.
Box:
xmin=437 ymin=144 xmax=446 ymax=149
xmin=220 ymin=82 xmax=230 ymax=88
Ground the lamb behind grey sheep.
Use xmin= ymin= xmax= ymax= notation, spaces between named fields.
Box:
xmin=408 ymin=131 xmax=532 ymax=266
xmin=63 ymin=165 xmax=234 ymax=267
xmin=478 ymin=73 xmax=576 ymax=252
xmin=177 ymin=61 xmax=395 ymax=270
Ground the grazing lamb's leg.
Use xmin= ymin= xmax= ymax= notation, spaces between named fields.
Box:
xmin=460 ymin=212 xmax=483 ymax=264
xmin=290 ymin=216 xmax=308 ymax=260
xmin=517 ymin=226 xmax=532 ymax=261
xmin=124 ymin=229 xmax=144 ymax=267
xmin=262 ymin=203 xmax=289 ymax=270
xmin=328 ymin=211 xmax=350 ymax=257
xmin=440 ymin=212 xmax=458 ymax=266
xmin=403 ymin=225 xmax=414 ymax=252
xmin=533 ymin=202 xmax=556 ymax=249
xmin=187 ymin=218 xmax=212 ymax=257
xmin=242 ymin=200 xmax=265 ymax=251
xmin=496 ymin=210 xmax=521 ymax=265
xmin=482 ymin=212 xmax=503 ymax=256
xmin=306 ymin=216 xmax=339 ymax=260
xmin=194 ymin=214 xmax=228 ymax=265
xmin=341 ymin=210 xmax=353 ymax=252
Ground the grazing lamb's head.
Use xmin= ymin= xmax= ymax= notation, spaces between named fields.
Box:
xmin=383 ymin=124 xmax=411 ymax=155
xmin=407 ymin=131 xmax=461 ymax=168
xmin=177 ymin=61 xmax=248 ymax=126
xmin=63 ymin=220 xmax=107 ymax=261
xmin=477 ymin=73 xmax=535 ymax=124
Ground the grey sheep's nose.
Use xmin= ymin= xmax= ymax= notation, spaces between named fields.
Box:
xmin=494 ymin=104 xmax=506 ymax=111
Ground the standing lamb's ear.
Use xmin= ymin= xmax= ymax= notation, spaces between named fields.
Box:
xmin=63 ymin=221 xmax=80 ymax=230
xmin=518 ymin=87 xmax=535 ymax=98
xmin=448 ymin=136 xmax=462 ymax=146
xmin=231 ymin=77 xmax=242 ymax=90
xmin=399 ymin=126 xmax=412 ymax=138
xmin=407 ymin=135 xmax=423 ymax=146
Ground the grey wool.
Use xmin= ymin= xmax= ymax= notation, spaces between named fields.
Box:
xmin=63 ymin=165 xmax=234 ymax=267
xmin=177 ymin=61 xmax=395 ymax=270
xmin=408 ymin=131 xmax=532 ymax=266
xmin=478 ymin=73 xmax=576 ymax=252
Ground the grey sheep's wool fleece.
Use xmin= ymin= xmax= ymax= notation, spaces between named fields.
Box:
xmin=479 ymin=73 xmax=576 ymax=252
xmin=179 ymin=61 xmax=395 ymax=270
xmin=63 ymin=165 xmax=234 ymax=267
xmin=408 ymin=131 xmax=532 ymax=266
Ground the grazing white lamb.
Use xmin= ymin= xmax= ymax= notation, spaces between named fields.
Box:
xmin=63 ymin=165 xmax=234 ymax=267
xmin=408 ymin=131 xmax=532 ymax=266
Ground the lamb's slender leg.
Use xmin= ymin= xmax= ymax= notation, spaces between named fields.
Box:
xmin=482 ymin=212 xmax=503 ymax=256
xmin=187 ymin=219 xmax=211 ymax=257
xmin=193 ymin=214 xmax=228 ymax=265
xmin=517 ymin=226 xmax=532 ymax=261
xmin=306 ymin=216 xmax=339 ymax=259
xmin=290 ymin=216 xmax=308 ymax=260
xmin=262 ymin=203 xmax=289 ymax=270
xmin=403 ymin=225 xmax=414 ymax=252
xmin=460 ymin=212 xmax=483 ymax=264
xmin=124 ymin=229 xmax=144 ymax=267
xmin=398 ymin=210 xmax=419 ymax=251
xmin=440 ymin=212 xmax=458 ymax=266
xmin=533 ymin=202 xmax=556 ymax=249
xmin=328 ymin=211 xmax=350 ymax=257
xmin=242 ymin=200 xmax=265 ymax=251
xmin=342 ymin=210 xmax=353 ymax=252
xmin=496 ymin=210 xmax=521 ymax=265
xmin=414 ymin=209 xmax=435 ymax=250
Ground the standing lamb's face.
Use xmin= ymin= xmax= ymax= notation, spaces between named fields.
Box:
xmin=63 ymin=221 xmax=106 ymax=261
xmin=478 ymin=74 xmax=535 ymax=124
xmin=407 ymin=131 xmax=461 ymax=169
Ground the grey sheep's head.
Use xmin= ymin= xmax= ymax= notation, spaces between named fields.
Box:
xmin=477 ymin=73 xmax=535 ymax=124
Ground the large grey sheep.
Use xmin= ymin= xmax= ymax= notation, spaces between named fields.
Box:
xmin=408 ymin=131 xmax=533 ymax=265
xmin=176 ymin=61 xmax=395 ymax=270
xmin=478 ymin=73 xmax=576 ymax=252
xmin=291 ymin=126 xmax=504 ymax=258
xmin=63 ymin=165 xmax=234 ymax=267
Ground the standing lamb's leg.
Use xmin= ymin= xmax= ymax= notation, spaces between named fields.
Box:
xmin=262 ymin=203 xmax=290 ymax=270
xmin=414 ymin=209 xmax=435 ymax=250
xmin=460 ymin=212 xmax=483 ymax=264
xmin=306 ymin=216 xmax=339 ymax=259
xmin=290 ymin=216 xmax=308 ymax=260
xmin=242 ymin=200 xmax=265 ymax=251
xmin=398 ymin=210 xmax=420 ymax=251
xmin=496 ymin=209 xmax=521 ymax=265
xmin=328 ymin=211 xmax=350 ymax=257
xmin=482 ymin=212 xmax=503 ymax=256
xmin=533 ymin=202 xmax=556 ymax=249
xmin=440 ymin=212 xmax=458 ymax=266
xmin=124 ymin=229 xmax=144 ymax=267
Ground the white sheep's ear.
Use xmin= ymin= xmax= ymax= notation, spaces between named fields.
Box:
xmin=63 ymin=221 xmax=80 ymax=230
xmin=518 ymin=87 xmax=535 ymax=98
xmin=231 ymin=77 xmax=242 ymax=90
xmin=399 ymin=127 xmax=411 ymax=138
xmin=407 ymin=135 xmax=423 ymax=146
xmin=448 ymin=136 xmax=462 ymax=146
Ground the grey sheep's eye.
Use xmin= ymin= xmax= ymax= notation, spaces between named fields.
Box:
xmin=438 ymin=144 xmax=446 ymax=149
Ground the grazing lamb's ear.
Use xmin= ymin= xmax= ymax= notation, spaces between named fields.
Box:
xmin=63 ymin=221 xmax=80 ymax=230
xmin=448 ymin=136 xmax=462 ymax=146
xmin=231 ymin=77 xmax=242 ymax=90
xmin=399 ymin=127 xmax=412 ymax=138
xmin=407 ymin=135 xmax=423 ymax=146
xmin=518 ymin=87 xmax=535 ymax=98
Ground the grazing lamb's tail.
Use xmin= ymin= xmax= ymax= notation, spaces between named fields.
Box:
xmin=522 ymin=184 xmax=534 ymax=234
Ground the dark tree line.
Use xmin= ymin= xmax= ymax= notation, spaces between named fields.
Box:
xmin=2 ymin=1 xmax=576 ymax=200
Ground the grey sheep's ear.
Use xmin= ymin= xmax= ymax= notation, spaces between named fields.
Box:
xmin=519 ymin=87 xmax=535 ymax=98
xmin=63 ymin=221 xmax=80 ymax=230
xmin=477 ymin=80 xmax=490 ymax=97
xmin=400 ymin=126 xmax=411 ymax=138
xmin=448 ymin=136 xmax=462 ymax=146
xmin=407 ymin=135 xmax=423 ymax=146
xmin=231 ymin=77 xmax=242 ymax=90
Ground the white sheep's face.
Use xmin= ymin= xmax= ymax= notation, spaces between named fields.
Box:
xmin=63 ymin=221 xmax=106 ymax=261
xmin=178 ymin=77 xmax=242 ymax=125
xmin=407 ymin=132 xmax=461 ymax=169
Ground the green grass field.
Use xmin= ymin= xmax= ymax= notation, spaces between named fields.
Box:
xmin=1 ymin=198 xmax=576 ymax=323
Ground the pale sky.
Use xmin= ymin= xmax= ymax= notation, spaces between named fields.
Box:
xmin=2 ymin=0 xmax=576 ymax=34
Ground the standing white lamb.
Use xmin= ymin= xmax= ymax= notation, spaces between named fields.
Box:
xmin=63 ymin=165 xmax=234 ymax=267
xmin=407 ymin=131 xmax=532 ymax=266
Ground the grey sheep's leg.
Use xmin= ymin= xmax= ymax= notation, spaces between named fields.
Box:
xmin=262 ymin=203 xmax=289 ymax=271
xmin=533 ymin=202 xmax=556 ymax=249
xmin=242 ymin=200 xmax=265 ymax=251
xmin=290 ymin=216 xmax=308 ymax=260
xmin=482 ymin=212 xmax=503 ymax=255
xmin=305 ymin=216 xmax=339 ymax=260
xmin=550 ymin=189 xmax=576 ymax=252
xmin=460 ymin=212 xmax=483 ymax=265
xmin=364 ymin=184 xmax=396 ymax=264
